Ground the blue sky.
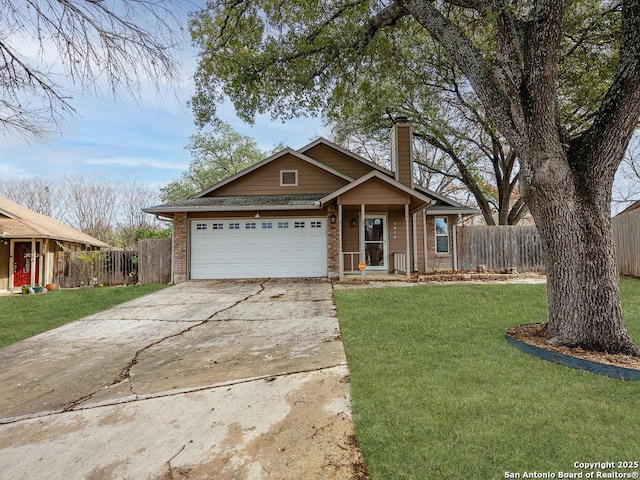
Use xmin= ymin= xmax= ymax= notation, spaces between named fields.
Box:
xmin=0 ymin=2 xmax=327 ymax=192
xmin=0 ymin=92 xmax=327 ymax=190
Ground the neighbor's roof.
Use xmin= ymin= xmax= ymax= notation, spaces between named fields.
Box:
xmin=0 ymin=197 xmax=110 ymax=247
xmin=143 ymin=194 xmax=326 ymax=215
xmin=616 ymin=200 xmax=640 ymax=217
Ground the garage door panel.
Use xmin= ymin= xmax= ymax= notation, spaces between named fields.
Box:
xmin=190 ymin=218 xmax=327 ymax=279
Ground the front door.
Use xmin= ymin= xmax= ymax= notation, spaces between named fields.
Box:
xmin=14 ymin=242 xmax=39 ymax=287
xmin=364 ymin=215 xmax=387 ymax=269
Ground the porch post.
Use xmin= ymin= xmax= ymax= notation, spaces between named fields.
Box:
xmin=338 ymin=203 xmax=344 ymax=280
xmin=30 ymin=238 xmax=36 ymax=286
xmin=360 ymin=204 xmax=365 ymax=265
xmin=8 ymin=240 xmax=14 ymax=291
xmin=42 ymin=240 xmax=48 ymax=286
xmin=405 ymin=204 xmax=410 ymax=278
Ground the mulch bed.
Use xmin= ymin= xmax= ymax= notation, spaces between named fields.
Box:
xmin=507 ymin=323 xmax=640 ymax=370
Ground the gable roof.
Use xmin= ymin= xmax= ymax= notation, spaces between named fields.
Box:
xmin=191 ymin=147 xmax=354 ymax=199
xmin=302 ymin=138 xmax=479 ymax=214
xmin=318 ymin=171 xmax=435 ymax=213
xmin=298 ymin=137 xmax=393 ymax=176
xmin=0 ymin=197 xmax=109 ymax=247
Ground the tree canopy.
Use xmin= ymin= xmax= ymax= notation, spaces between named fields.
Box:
xmin=160 ymin=122 xmax=267 ymax=201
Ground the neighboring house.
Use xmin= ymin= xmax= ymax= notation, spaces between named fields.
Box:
xmin=144 ymin=118 xmax=479 ymax=282
xmin=0 ymin=197 xmax=109 ymax=292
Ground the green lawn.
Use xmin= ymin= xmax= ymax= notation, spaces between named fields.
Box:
xmin=335 ymin=277 xmax=640 ymax=480
xmin=0 ymin=284 xmax=169 ymax=348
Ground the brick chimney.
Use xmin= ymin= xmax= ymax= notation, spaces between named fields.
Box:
xmin=391 ymin=116 xmax=413 ymax=187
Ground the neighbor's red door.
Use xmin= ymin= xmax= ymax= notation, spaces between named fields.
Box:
xmin=14 ymin=242 xmax=39 ymax=287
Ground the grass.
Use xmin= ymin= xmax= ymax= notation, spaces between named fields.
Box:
xmin=335 ymin=277 xmax=640 ymax=479
xmin=0 ymin=284 xmax=169 ymax=348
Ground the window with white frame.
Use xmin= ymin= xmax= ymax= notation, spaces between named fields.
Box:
xmin=435 ymin=217 xmax=449 ymax=254
xmin=280 ymin=170 xmax=298 ymax=186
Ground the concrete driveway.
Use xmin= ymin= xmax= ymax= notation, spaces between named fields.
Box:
xmin=0 ymin=279 xmax=366 ymax=479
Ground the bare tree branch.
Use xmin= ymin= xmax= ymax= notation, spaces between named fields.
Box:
xmin=0 ymin=0 xmax=182 ymax=140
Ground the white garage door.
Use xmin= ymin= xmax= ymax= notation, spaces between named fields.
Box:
xmin=190 ymin=218 xmax=327 ymax=279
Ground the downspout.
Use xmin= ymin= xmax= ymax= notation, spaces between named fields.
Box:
xmin=170 ymin=225 xmax=175 ymax=284
xmin=405 ymin=204 xmax=410 ymax=278
xmin=338 ymin=203 xmax=344 ymax=280
xmin=453 ymin=214 xmax=461 ymax=271
xmin=360 ymin=204 xmax=366 ymax=266
xmin=412 ymin=212 xmax=418 ymax=273
xmin=423 ymin=211 xmax=428 ymax=272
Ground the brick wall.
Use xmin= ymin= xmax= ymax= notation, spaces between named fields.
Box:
xmin=172 ymin=212 xmax=188 ymax=283
xmin=425 ymin=214 xmax=455 ymax=272
xmin=327 ymin=206 xmax=339 ymax=278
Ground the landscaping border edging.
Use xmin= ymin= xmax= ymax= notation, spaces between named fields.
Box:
xmin=505 ymin=334 xmax=640 ymax=381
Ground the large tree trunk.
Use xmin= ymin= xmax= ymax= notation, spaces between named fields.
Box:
xmin=400 ymin=0 xmax=640 ymax=355
xmin=524 ymin=159 xmax=640 ymax=356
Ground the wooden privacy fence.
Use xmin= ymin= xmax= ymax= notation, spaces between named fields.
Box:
xmin=613 ymin=208 xmax=640 ymax=277
xmin=138 ymin=238 xmax=171 ymax=284
xmin=54 ymin=238 xmax=172 ymax=288
xmin=55 ymin=249 xmax=138 ymax=287
xmin=456 ymin=225 xmax=545 ymax=273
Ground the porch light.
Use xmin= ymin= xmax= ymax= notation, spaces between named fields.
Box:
xmin=351 ymin=218 xmax=357 ymax=227
xmin=330 ymin=214 xmax=336 ymax=223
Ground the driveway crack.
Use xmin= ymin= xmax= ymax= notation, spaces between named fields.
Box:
xmin=62 ymin=281 xmax=268 ymax=412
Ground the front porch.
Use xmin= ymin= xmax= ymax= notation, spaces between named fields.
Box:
xmin=337 ymin=204 xmax=414 ymax=278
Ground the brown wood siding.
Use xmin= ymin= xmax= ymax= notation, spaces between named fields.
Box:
xmin=338 ymin=178 xmax=409 ymax=206
xmin=388 ymin=211 xmax=407 ymax=273
xmin=341 ymin=212 xmax=360 ymax=271
xmin=394 ymin=124 xmax=412 ymax=187
xmin=0 ymin=241 xmax=8 ymax=290
xmin=425 ymin=214 xmax=455 ymax=271
xmin=303 ymin=144 xmax=374 ymax=179
xmin=210 ymin=154 xmax=348 ymax=196
xmin=414 ymin=211 xmax=425 ymax=272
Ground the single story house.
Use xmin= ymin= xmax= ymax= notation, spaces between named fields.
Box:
xmin=144 ymin=118 xmax=479 ymax=282
xmin=0 ymin=197 xmax=109 ymax=292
